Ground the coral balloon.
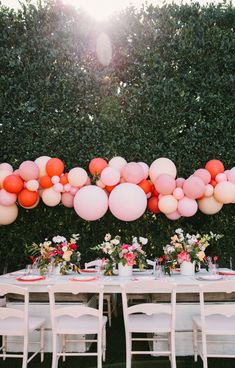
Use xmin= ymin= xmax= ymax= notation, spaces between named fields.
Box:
xmin=149 ymin=158 xmax=177 ymax=183
xmin=166 ymin=210 xmax=181 ymax=220
xmin=46 ymin=158 xmax=64 ymax=177
xmin=155 ymin=174 xmax=176 ymax=195
xmin=0 ymin=163 xmax=13 ymax=172
xmin=61 ymin=192 xmax=74 ymax=208
xmin=41 ymin=188 xmax=61 ymax=206
xmin=26 ymin=179 xmax=39 ymax=191
xmin=101 ymin=167 xmax=120 ymax=186
xmin=198 ymin=195 xmax=223 ymax=215
xmin=22 ymin=197 xmax=40 ymax=209
xmin=0 ymin=204 xmax=18 ymax=225
xmin=109 ymin=156 xmax=127 ymax=172
xmin=138 ymin=162 xmax=149 ymax=179
xmin=193 ymin=168 xmax=211 ymax=185
xmin=19 ymin=160 xmax=39 ymax=181
xmin=122 ymin=162 xmax=145 ymax=184
xmin=74 ymin=185 xmax=108 ymax=221
xmin=227 ymin=168 xmax=235 ymax=184
xmin=204 ymin=184 xmax=214 ymax=197
xmin=18 ymin=189 xmax=38 ymax=207
xmin=109 ymin=183 xmax=147 ymax=221
xmin=60 ymin=173 xmax=68 ymax=185
xmin=34 ymin=156 xmax=51 ymax=177
xmin=178 ymin=197 xmax=198 ymax=217
xmin=68 ymin=167 xmax=88 ymax=187
xmin=89 ymin=158 xmax=108 ymax=175
xmin=3 ymin=175 xmax=24 ymax=193
xmin=214 ymin=181 xmax=235 ymax=204
xmin=105 ymin=184 xmax=117 ymax=193
xmin=147 ymin=196 xmax=160 ymax=214
xmin=39 ymin=175 xmax=53 ymax=188
xmin=183 ymin=176 xmax=206 ymax=199
xmin=158 ymin=195 xmax=178 ymax=214
xmin=0 ymin=189 xmax=17 ymax=206
xmin=205 ymin=159 xmax=224 ymax=179
xmin=138 ymin=179 xmax=153 ymax=195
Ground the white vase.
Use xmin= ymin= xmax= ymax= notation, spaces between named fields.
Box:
xmin=180 ymin=261 xmax=195 ymax=276
xmin=52 ymin=265 xmax=61 ymax=276
xmin=118 ymin=263 xmax=133 ymax=277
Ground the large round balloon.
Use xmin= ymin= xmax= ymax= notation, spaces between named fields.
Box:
xmin=158 ymin=195 xmax=178 ymax=214
xmin=109 ymin=183 xmax=147 ymax=221
xmin=227 ymin=167 xmax=235 ymax=184
xmin=109 ymin=156 xmax=127 ymax=172
xmin=183 ymin=176 xmax=206 ymax=199
xmin=19 ymin=160 xmax=39 ymax=181
xmin=18 ymin=189 xmax=39 ymax=207
xmin=198 ymin=195 xmax=223 ymax=215
xmin=41 ymin=188 xmax=61 ymax=206
xmin=121 ymin=162 xmax=145 ymax=184
xmin=34 ymin=156 xmax=51 ymax=177
xmin=89 ymin=158 xmax=108 ymax=175
xmin=68 ymin=167 xmax=88 ymax=187
xmin=0 ymin=204 xmax=18 ymax=225
xmin=205 ymin=159 xmax=224 ymax=179
xmin=0 ymin=189 xmax=17 ymax=206
xmin=155 ymin=174 xmax=176 ymax=195
xmin=193 ymin=168 xmax=211 ymax=185
xmin=214 ymin=181 xmax=235 ymax=204
xmin=46 ymin=158 xmax=64 ymax=177
xmin=3 ymin=175 xmax=24 ymax=193
xmin=178 ymin=197 xmax=198 ymax=217
xmin=61 ymin=192 xmax=74 ymax=208
xmin=74 ymin=185 xmax=108 ymax=221
xmin=149 ymin=158 xmax=177 ymax=183
xmin=0 ymin=163 xmax=13 ymax=172
xmin=100 ymin=167 xmax=120 ymax=186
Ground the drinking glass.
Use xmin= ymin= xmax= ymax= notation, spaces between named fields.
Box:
xmin=25 ymin=264 xmax=32 ymax=275
xmin=155 ymin=265 xmax=163 ymax=280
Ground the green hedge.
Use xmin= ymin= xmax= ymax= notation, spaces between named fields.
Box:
xmin=0 ymin=0 xmax=234 ymax=272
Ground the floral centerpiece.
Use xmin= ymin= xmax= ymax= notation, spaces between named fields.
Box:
xmin=162 ymin=228 xmax=223 ymax=275
xmin=27 ymin=234 xmax=81 ymax=275
xmin=93 ymin=234 xmax=148 ymax=275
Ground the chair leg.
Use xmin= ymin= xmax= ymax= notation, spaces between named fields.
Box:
xmin=2 ymin=335 xmax=7 ymax=360
xmin=126 ymin=332 xmax=132 ymax=368
xmin=52 ymin=335 xmax=59 ymax=368
xmin=170 ymin=332 xmax=176 ymax=368
xmin=22 ymin=336 xmax=28 ymax=368
xmin=97 ymin=333 xmax=102 ymax=368
xmin=201 ymin=332 xmax=208 ymax=368
xmin=62 ymin=334 xmax=66 ymax=362
xmin=40 ymin=326 xmax=45 ymax=362
xmin=102 ymin=326 xmax=106 ymax=362
xmin=193 ymin=324 xmax=198 ymax=362
xmin=107 ymin=299 xmax=112 ymax=327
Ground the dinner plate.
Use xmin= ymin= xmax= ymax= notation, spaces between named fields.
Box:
xmin=218 ymin=270 xmax=235 ymax=276
xmin=16 ymin=275 xmax=45 ymax=282
xmin=132 ymin=269 xmax=153 ymax=275
xmin=70 ymin=276 xmax=98 ymax=282
xmin=198 ymin=275 xmax=223 ymax=281
xmin=79 ymin=269 xmax=98 ymax=274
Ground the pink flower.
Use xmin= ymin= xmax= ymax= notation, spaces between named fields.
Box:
xmin=121 ymin=244 xmax=130 ymax=250
xmin=124 ymin=252 xmax=136 ymax=266
xmin=177 ymin=251 xmax=190 ymax=264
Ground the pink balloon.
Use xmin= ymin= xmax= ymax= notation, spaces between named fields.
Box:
xmin=204 ymin=184 xmax=214 ymax=197
xmin=215 ymin=173 xmax=227 ymax=183
xmin=138 ymin=162 xmax=149 ymax=179
xmin=183 ymin=176 xmax=206 ymax=199
xmin=101 ymin=167 xmax=120 ymax=186
xmin=19 ymin=160 xmax=39 ymax=181
xmin=122 ymin=162 xmax=145 ymax=184
xmin=0 ymin=163 xmax=13 ymax=172
xmin=173 ymin=187 xmax=184 ymax=200
xmin=61 ymin=192 xmax=74 ymax=208
xmin=176 ymin=178 xmax=185 ymax=188
xmin=53 ymin=183 xmax=63 ymax=193
xmin=109 ymin=156 xmax=127 ymax=172
xmin=166 ymin=210 xmax=181 ymax=220
xmin=86 ymin=177 xmax=91 ymax=185
xmin=70 ymin=186 xmax=78 ymax=195
xmin=74 ymin=185 xmax=108 ymax=221
xmin=64 ymin=184 xmax=71 ymax=192
xmin=51 ymin=175 xmax=60 ymax=184
xmin=227 ymin=167 xmax=235 ymax=184
xmin=0 ymin=189 xmax=17 ymax=206
xmin=193 ymin=168 xmax=211 ymax=184
xmin=109 ymin=183 xmax=147 ymax=221
xmin=155 ymin=174 xmax=176 ymax=195
xmin=13 ymin=169 xmax=20 ymax=176
xmin=178 ymin=197 xmax=198 ymax=217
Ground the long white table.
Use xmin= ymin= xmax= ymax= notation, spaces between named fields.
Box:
xmin=1 ymin=268 xmax=235 ymax=356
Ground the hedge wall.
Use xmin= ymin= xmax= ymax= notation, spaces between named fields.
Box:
xmin=0 ymin=0 xmax=234 ymax=272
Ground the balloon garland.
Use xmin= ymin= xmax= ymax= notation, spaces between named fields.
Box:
xmin=0 ymin=157 xmax=234 ymax=225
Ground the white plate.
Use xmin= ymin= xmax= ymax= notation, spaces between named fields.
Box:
xmin=70 ymin=276 xmax=98 ymax=282
xmin=16 ymin=275 xmax=45 ymax=281
xmin=198 ymin=275 xmax=223 ymax=281
xmin=133 ymin=269 xmax=153 ymax=275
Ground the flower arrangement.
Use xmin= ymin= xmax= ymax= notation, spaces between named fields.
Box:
xmin=93 ymin=234 xmax=148 ymax=275
xmin=27 ymin=234 xmax=81 ymax=275
xmin=162 ymin=228 xmax=223 ymax=274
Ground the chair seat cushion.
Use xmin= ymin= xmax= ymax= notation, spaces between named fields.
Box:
xmin=0 ymin=315 xmax=45 ymax=335
xmin=129 ymin=313 xmax=171 ymax=333
xmin=55 ymin=315 xmax=107 ymax=334
xmin=193 ymin=314 xmax=235 ymax=333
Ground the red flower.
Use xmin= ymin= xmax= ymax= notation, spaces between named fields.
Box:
xmin=69 ymin=244 xmax=77 ymax=251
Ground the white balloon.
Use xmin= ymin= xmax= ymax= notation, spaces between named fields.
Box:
xmin=74 ymin=185 xmax=108 ymax=221
xmin=149 ymin=157 xmax=177 ymax=183
xmin=68 ymin=167 xmax=88 ymax=187
xmin=109 ymin=156 xmax=127 ymax=172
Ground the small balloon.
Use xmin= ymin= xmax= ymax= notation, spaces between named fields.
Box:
xmin=26 ymin=179 xmax=39 ymax=192
xmin=0 ymin=189 xmax=17 ymax=206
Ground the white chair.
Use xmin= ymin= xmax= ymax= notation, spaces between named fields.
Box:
xmin=0 ymin=283 xmax=45 ymax=368
xmin=85 ymin=259 xmax=117 ymax=326
xmin=121 ymin=280 xmax=176 ymax=368
xmin=48 ymin=282 xmax=107 ymax=368
xmin=192 ymin=280 xmax=235 ymax=368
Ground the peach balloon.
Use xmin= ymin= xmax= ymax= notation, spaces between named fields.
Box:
xmin=19 ymin=160 xmax=39 ymax=181
xmin=61 ymin=192 xmax=74 ymax=208
xmin=74 ymin=185 xmax=108 ymax=221
xmin=158 ymin=195 xmax=178 ymax=214
xmin=138 ymin=162 xmax=149 ymax=179
xmin=41 ymin=188 xmax=61 ymax=206
xmin=176 ymin=178 xmax=185 ymax=188
xmin=109 ymin=183 xmax=147 ymax=221
xmin=166 ymin=210 xmax=181 ymax=220
xmin=0 ymin=163 xmax=13 ymax=172
xmin=178 ymin=197 xmax=198 ymax=217
xmin=204 ymin=184 xmax=214 ymax=197
xmin=214 ymin=181 xmax=235 ymax=204
xmin=109 ymin=156 xmax=127 ymax=172
xmin=149 ymin=157 xmax=177 ymax=183
xmin=193 ymin=168 xmax=211 ymax=184
xmin=215 ymin=173 xmax=227 ymax=183
xmin=0 ymin=204 xmax=18 ymax=225
xmin=34 ymin=156 xmax=51 ymax=177
xmin=0 ymin=189 xmax=17 ymax=206
xmin=51 ymin=175 xmax=60 ymax=184
xmin=122 ymin=162 xmax=145 ymax=184
xmin=173 ymin=187 xmax=184 ymax=200
xmin=101 ymin=167 xmax=120 ymax=186
xmin=198 ymin=195 xmax=223 ymax=215
xmin=155 ymin=174 xmax=176 ymax=195
xmin=96 ymin=179 xmax=106 ymax=189
xmin=26 ymin=179 xmax=39 ymax=191
xmin=183 ymin=176 xmax=206 ymax=199
xmin=0 ymin=170 xmax=12 ymax=188
xmin=227 ymin=167 xmax=235 ymax=184
xmin=68 ymin=167 xmax=88 ymax=187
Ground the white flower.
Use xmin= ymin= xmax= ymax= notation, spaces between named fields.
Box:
xmin=132 ymin=237 xmax=138 ymax=243
xmin=62 ymin=245 xmax=68 ymax=252
xmin=52 ymin=235 xmax=66 ymax=243
xmin=104 ymin=233 xmax=111 ymax=241
xmin=111 ymin=238 xmax=120 ymax=245
xmin=71 ymin=233 xmax=80 ymax=240
xmin=175 ymin=228 xmax=183 ymax=234
xmin=139 ymin=237 xmax=148 ymax=245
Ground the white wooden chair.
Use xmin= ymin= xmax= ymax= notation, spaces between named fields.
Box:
xmin=192 ymin=280 xmax=235 ymax=368
xmin=0 ymin=283 xmax=45 ymax=368
xmin=48 ymin=282 xmax=107 ymax=368
xmin=121 ymin=280 xmax=176 ymax=368
xmin=85 ymin=259 xmax=117 ymax=326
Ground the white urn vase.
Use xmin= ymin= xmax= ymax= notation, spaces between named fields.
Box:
xmin=180 ymin=261 xmax=195 ymax=276
xmin=118 ymin=263 xmax=133 ymax=277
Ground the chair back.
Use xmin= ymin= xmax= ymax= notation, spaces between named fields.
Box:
xmin=85 ymin=259 xmax=102 ymax=269
xmin=146 ymin=259 xmax=155 ymax=268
